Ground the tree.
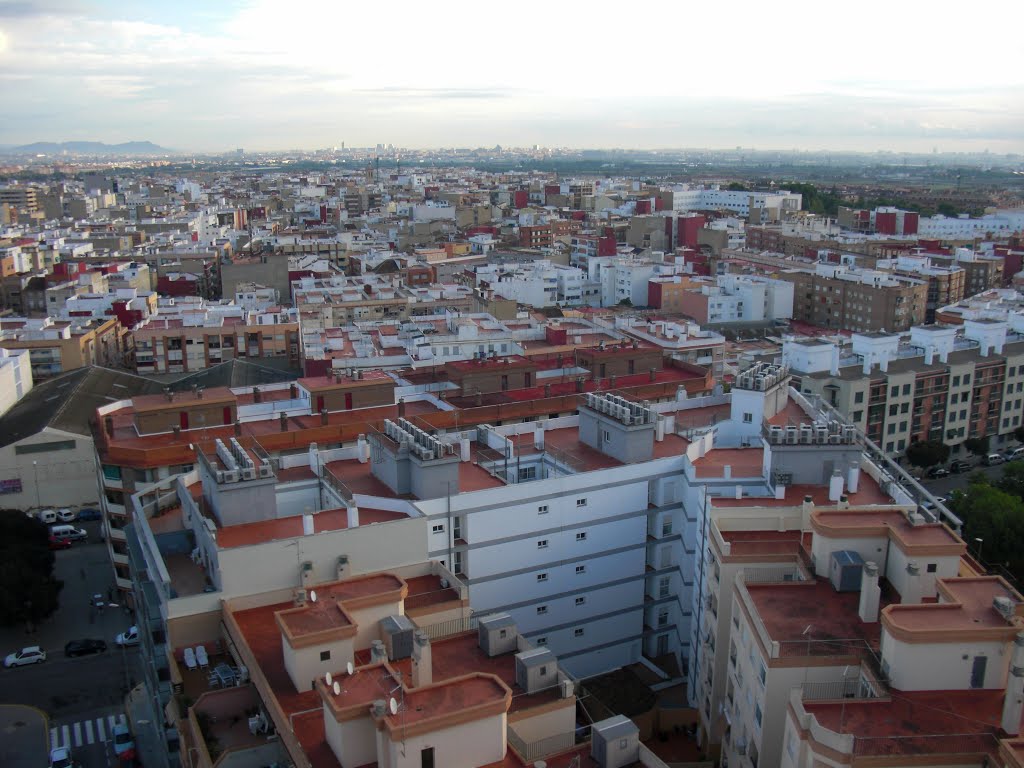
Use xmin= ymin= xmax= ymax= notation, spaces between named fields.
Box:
xmin=998 ymin=462 xmax=1024 ymax=501
xmin=617 ymin=298 xmax=633 ymax=307
xmin=954 ymin=484 xmax=1024 ymax=580
xmin=964 ymin=436 xmax=990 ymax=457
xmin=905 ymin=440 xmax=950 ymax=469
xmin=726 ymin=182 xmax=748 ymax=191
xmin=0 ymin=511 xmax=63 ymax=629
xmin=1013 ymin=425 xmax=1024 ymax=444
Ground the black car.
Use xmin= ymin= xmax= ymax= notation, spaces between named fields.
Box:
xmin=76 ymin=508 xmax=102 ymax=521
xmin=926 ymin=466 xmax=950 ymax=479
xmin=64 ymin=639 xmax=107 ymax=657
xmin=950 ymin=460 xmax=972 ymax=474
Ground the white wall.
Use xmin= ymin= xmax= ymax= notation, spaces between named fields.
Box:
xmin=378 ymin=711 xmax=506 ymax=768
xmin=0 ymin=427 xmax=100 ymax=511
xmin=283 ymin=634 xmax=354 ymax=692
xmin=324 ymin=710 xmax=378 ymax=768
xmin=881 ymin=631 xmax=1008 ymax=691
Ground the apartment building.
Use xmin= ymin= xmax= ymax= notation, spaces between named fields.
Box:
xmin=131 ymin=303 xmax=299 ymax=375
xmin=670 ymin=275 xmax=794 ymax=325
xmin=0 ymin=347 xmax=32 ymax=416
xmin=936 ymin=288 xmax=1024 ymax=325
xmin=930 ymin=247 xmax=1005 ymax=297
xmin=671 ymin=187 xmax=802 ymax=218
xmin=0 ymin=316 xmax=123 ymax=378
xmin=783 ymin=319 xmax=1024 ymax=457
xmin=781 ymin=262 xmax=928 ymax=333
xmin=877 ymin=253 xmax=965 ymax=322
xmin=292 ymin=275 xmax=475 ymax=327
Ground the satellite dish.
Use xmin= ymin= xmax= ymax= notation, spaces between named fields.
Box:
xmin=346 ymin=661 xmax=354 ymax=676
xmin=333 ymin=681 xmax=341 ymax=696
xmin=325 ymin=672 xmax=333 ymax=686
xmin=389 ymin=697 xmax=399 ymax=716
xmin=310 ymin=590 xmax=317 ymax=603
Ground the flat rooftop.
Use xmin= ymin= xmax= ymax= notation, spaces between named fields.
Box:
xmin=804 ymin=688 xmax=1008 ymax=759
xmin=811 ymin=509 xmax=965 ymax=552
xmin=712 ymin=476 xmax=894 ymax=509
xmin=746 ymin=578 xmax=886 ymax=658
xmin=717 ymin=529 xmax=811 ymax=560
xmin=215 ymin=505 xmax=411 ymax=549
xmin=277 ymin=573 xmax=405 ymax=639
xmin=883 ymin=577 xmax=1022 ymax=639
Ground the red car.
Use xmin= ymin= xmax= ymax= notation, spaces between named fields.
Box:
xmin=48 ymin=536 xmax=72 ymax=550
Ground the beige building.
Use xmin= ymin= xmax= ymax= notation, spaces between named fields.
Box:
xmin=0 ymin=316 xmax=124 ymax=379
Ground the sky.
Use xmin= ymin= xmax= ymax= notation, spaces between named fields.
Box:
xmin=0 ymin=0 xmax=1022 ymax=154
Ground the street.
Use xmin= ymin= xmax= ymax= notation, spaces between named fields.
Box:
xmin=917 ymin=460 xmax=1010 ymax=499
xmin=0 ymin=520 xmax=137 ymax=768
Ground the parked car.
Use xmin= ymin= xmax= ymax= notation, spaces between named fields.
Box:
xmin=49 ymin=746 xmax=73 ymax=768
xmin=984 ymin=453 xmax=1006 ymax=466
xmin=31 ymin=509 xmax=58 ymax=524
xmin=76 ymin=508 xmax=102 ymax=521
xmin=115 ymin=626 xmax=139 ymax=647
xmin=112 ymin=723 xmax=134 ymax=757
xmin=4 ymin=646 xmax=46 ymax=667
xmin=926 ymin=466 xmax=950 ymax=479
xmin=55 ymin=508 xmax=77 ymax=522
xmin=64 ymin=639 xmax=107 ymax=657
xmin=1005 ymin=446 xmax=1024 ymax=462
xmin=49 ymin=524 xmax=87 ymax=543
xmin=950 ymin=459 xmax=973 ymax=473
xmin=48 ymin=536 xmax=72 ymax=551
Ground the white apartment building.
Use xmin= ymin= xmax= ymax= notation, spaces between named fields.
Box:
xmin=672 ymin=186 xmax=803 ymax=218
xmin=918 ymin=210 xmax=1024 ymax=239
xmin=702 ymin=274 xmax=794 ymax=324
xmin=0 ymin=346 xmax=32 ymax=416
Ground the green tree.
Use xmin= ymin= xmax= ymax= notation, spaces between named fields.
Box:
xmin=905 ymin=440 xmax=950 ymax=469
xmin=726 ymin=182 xmax=748 ymax=191
xmin=998 ymin=462 xmax=1024 ymax=500
xmin=617 ymin=298 xmax=633 ymax=307
xmin=955 ymin=484 xmax=1024 ymax=578
xmin=1013 ymin=425 xmax=1024 ymax=443
xmin=0 ymin=511 xmax=64 ymax=629
xmin=964 ymin=436 xmax=991 ymax=457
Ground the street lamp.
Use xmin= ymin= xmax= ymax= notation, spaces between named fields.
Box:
xmin=32 ymin=460 xmax=40 ymax=509
xmin=975 ymin=537 xmax=984 ymax=563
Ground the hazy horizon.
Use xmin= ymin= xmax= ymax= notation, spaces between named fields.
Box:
xmin=1 ymin=0 xmax=1022 ymax=156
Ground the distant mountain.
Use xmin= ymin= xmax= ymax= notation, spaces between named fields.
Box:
xmin=0 ymin=141 xmax=174 ymax=156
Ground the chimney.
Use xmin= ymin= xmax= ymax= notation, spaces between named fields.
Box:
xmin=320 ymin=408 xmax=328 ymax=426
xmin=847 ymin=461 xmax=861 ymax=494
xmin=544 ymin=383 xmax=552 ymax=398
xmin=279 ymin=412 xmax=288 ymax=432
xmin=104 ymin=416 xmax=114 ymax=438
xmin=829 ymin=346 xmax=840 ymax=376
xmin=576 ymin=377 xmax=585 ymax=393
xmin=233 ymin=419 xmax=242 ymax=437
xmin=196 ymin=386 xmax=204 ymax=399
xmin=253 ymin=386 xmax=262 ymax=403
xmin=302 ymin=514 xmax=314 ymax=536
xmin=1002 ymin=632 xmax=1024 ymax=735
xmin=411 ymin=630 xmax=432 ymax=688
xmin=858 ymin=561 xmax=881 ymax=622
xmin=346 ymin=503 xmax=359 ymax=528
xmin=397 ymin=398 xmax=406 ymax=419
xmin=172 ymin=425 xmax=181 ymax=439
xmin=475 ymin=391 xmax=483 ymax=407
xmin=289 ymin=383 xmax=298 ymax=399
xmin=649 ymin=367 xmax=657 ymax=382
xmin=902 ymin=562 xmax=922 ymax=604
xmin=609 ymin=374 xmax=617 ymax=388
xmin=801 ymin=495 xmax=815 ymax=531
xmin=370 ymin=640 xmax=387 ymax=665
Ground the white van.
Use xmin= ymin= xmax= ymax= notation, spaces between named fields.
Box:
xmin=50 ymin=524 xmax=87 ymax=543
xmin=35 ymin=509 xmax=58 ymax=525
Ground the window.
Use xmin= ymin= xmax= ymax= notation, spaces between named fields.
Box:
xmin=574 ymin=628 xmax=585 ymax=638
xmin=575 ymin=565 xmax=586 ymax=575
xmin=927 ymin=563 xmax=937 ymax=573
xmin=537 ymin=539 xmax=548 ymax=549
xmin=17 ymin=440 xmax=76 ymax=455
xmin=537 ymin=573 xmax=548 ymax=582
xmin=518 ymin=466 xmax=537 ymax=481
xmin=742 ymin=412 xmax=753 ymax=423
xmin=431 ymin=524 xmax=444 ymax=534
xmin=320 ymin=650 xmax=331 ymax=661
xmin=855 ymin=391 xmax=864 ymax=404
xmin=539 ymin=665 xmax=547 ymax=676
xmin=755 ymin=703 xmax=763 ymax=728
xmin=953 ymin=375 xmax=961 ymax=386
xmin=536 ymin=636 xmax=547 ymax=646
xmin=537 ymin=605 xmax=548 ymax=615
xmin=602 ymin=429 xmax=611 ymax=442
xmin=576 ymin=498 xmax=587 ymax=507
xmin=903 ymin=384 xmax=911 ymax=396
xmin=661 ymin=518 xmax=672 ymax=536
xmin=890 ymin=386 xmax=898 ymax=398
xmin=575 ymin=596 xmax=586 ymax=606
xmin=538 ymin=505 xmax=548 ymax=514
xmin=499 ymin=629 xmax=507 ymax=639
xmin=576 ymin=532 xmax=587 ymax=542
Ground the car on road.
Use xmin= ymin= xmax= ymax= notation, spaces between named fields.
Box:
xmin=950 ymin=459 xmax=973 ymax=473
xmin=985 ymin=453 xmax=1006 ymax=466
xmin=55 ymin=508 xmax=77 ymax=522
xmin=112 ymin=722 xmax=134 ymax=757
xmin=926 ymin=466 xmax=950 ymax=479
xmin=115 ymin=626 xmax=139 ymax=647
xmin=49 ymin=524 xmax=87 ymax=543
xmin=1004 ymin=446 xmax=1024 ymax=462
xmin=4 ymin=646 xmax=46 ymax=667
xmin=49 ymin=746 xmax=73 ymax=768
xmin=64 ymin=638 xmax=107 ymax=657
xmin=76 ymin=507 xmax=102 ymax=521
xmin=48 ymin=535 xmax=72 ymax=550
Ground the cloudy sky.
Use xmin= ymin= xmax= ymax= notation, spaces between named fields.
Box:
xmin=1 ymin=0 xmax=1022 ymax=154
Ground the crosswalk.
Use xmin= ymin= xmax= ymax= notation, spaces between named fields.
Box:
xmin=51 ymin=713 xmax=127 ymax=750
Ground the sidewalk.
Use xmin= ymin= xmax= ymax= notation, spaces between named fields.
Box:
xmin=125 ymin=684 xmax=168 ymax=768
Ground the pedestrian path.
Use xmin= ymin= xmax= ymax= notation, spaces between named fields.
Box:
xmin=50 ymin=712 xmax=126 ymax=749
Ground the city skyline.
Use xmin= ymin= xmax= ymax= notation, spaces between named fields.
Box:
xmin=0 ymin=0 xmax=1022 ymax=155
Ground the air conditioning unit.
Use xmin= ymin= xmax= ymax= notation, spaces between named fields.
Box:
xmin=222 ymin=470 xmax=240 ymax=483
xmin=240 ymin=467 xmax=256 ymax=481
xmin=258 ymin=464 xmax=274 ymax=478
